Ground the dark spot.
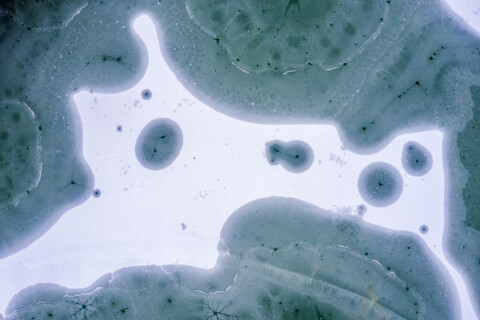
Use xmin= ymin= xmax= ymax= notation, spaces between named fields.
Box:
xmin=141 ymin=89 xmax=152 ymax=100
xmin=357 ymin=204 xmax=367 ymax=216
xmin=0 ymin=131 xmax=9 ymax=140
xmin=11 ymin=112 xmax=21 ymax=122
xmin=92 ymin=188 xmax=101 ymax=198
xmin=419 ymin=224 xmax=429 ymax=234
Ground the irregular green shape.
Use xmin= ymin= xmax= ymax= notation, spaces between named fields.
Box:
xmin=458 ymin=86 xmax=480 ymax=231
xmin=0 ymin=0 xmax=479 ymax=315
xmin=4 ymin=199 xmax=459 ymax=319
xmin=0 ymin=0 xmax=148 ymax=258
xmin=0 ymin=100 xmax=41 ymax=208
xmin=0 ymin=0 xmax=88 ymax=32
xmin=186 ymin=0 xmax=389 ymax=74
xmin=152 ymin=1 xmax=480 ymax=312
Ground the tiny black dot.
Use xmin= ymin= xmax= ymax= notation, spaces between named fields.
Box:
xmin=141 ymin=89 xmax=152 ymax=100
xmin=93 ymin=188 xmax=101 ymax=198
xmin=419 ymin=224 xmax=429 ymax=234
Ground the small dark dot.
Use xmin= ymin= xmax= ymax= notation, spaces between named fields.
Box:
xmin=93 ymin=188 xmax=101 ymax=198
xmin=116 ymin=125 xmax=123 ymax=132
xmin=141 ymin=89 xmax=152 ymax=100
xmin=357 ymin=204 xmax=367 ymax=217
xmin=419 ymin=224 xmax=429 ymax=234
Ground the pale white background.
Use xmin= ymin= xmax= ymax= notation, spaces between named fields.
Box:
xmin=0 ymin=1 xmax=479 ymax=318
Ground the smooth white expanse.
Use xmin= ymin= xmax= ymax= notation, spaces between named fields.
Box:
xmin=444 ymin=0 xmax=480 ymax=32
xmin=0 ymin=1 xmax=479 ymax=318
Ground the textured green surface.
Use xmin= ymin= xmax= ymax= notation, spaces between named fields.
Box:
xmin=4 ymin=198 xmax=459 ymax=319
xmin=0 ymin=0 xmax=479 ymax=317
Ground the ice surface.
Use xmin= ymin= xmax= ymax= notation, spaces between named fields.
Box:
xmin=0 ymin=0 xmax=479 ymax=319
xmin=3 ymin=198 xmax=460 ymax=319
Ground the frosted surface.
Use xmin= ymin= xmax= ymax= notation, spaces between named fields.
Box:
xmin=0 ymin=0 xmax=479 ymax=319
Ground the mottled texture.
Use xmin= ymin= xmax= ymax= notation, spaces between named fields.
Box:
xmin=4 ymin=198 xmax=459 ymax=319
xmin=0 ymin=100 xmax=41 ymax=208
xmin=458 ymin=86 xmax=480 ymax=231
xmin=0 ymin=0 xmax=479 ymax=316
xmin=0 ymin=0 xmax=148 ymax=258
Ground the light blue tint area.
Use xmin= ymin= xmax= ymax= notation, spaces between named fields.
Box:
xmin=0 ymin=0 xmax=479 ymax=319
